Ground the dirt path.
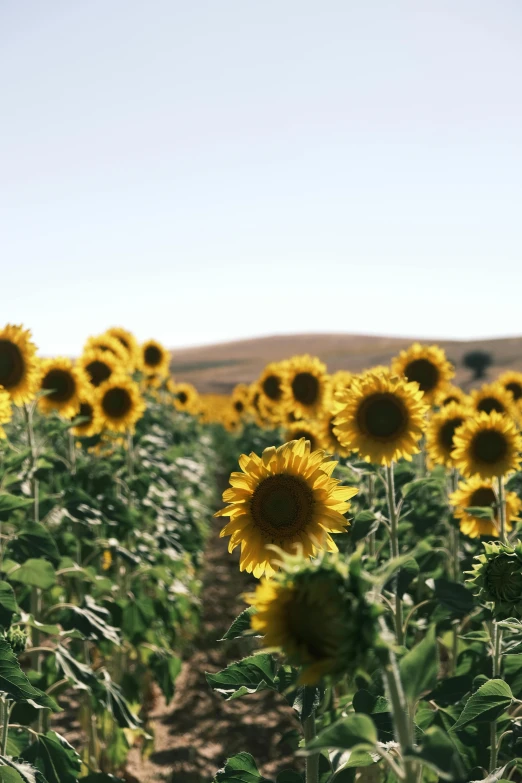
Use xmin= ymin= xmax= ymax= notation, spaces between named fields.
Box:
xmin=126 ymin=520 xmax=302 ymax=783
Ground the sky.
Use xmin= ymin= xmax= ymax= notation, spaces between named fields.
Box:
xmin=2 ymin=0 xmax=522 ymax=355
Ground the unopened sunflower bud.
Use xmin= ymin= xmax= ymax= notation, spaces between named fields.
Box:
xmin=244 ymin=551 xmax=380 ymax=684
xmin=467 ymin=540 xmax=522 ymax=619
xmin=6 ymin=627 xmax=27 ymax=654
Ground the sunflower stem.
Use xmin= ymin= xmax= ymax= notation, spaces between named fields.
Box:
xmin=489 ymin=621 xmax=503 ymax=771
xmin=1 ymin=697 xmax=10 ymax=756
xmin=497 ymin=475 xmax=507 ymax=544
xmin=68 ymin=430 xmax=77 ymax=474
xmin=303 ymin=711 xmax=319 ymax=783
xmin=382 ymin=648 xmax=418 ymax=783
xmin=367 ymin=472 xmax=376 ymax=557
xmin=385 ymin=463 xmax=404 ymax=645
xmin=23 ymin=403 xmax=39 ymax=524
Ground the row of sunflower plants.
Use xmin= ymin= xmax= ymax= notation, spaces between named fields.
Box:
xmin=208 ymin=346 xmax=522 ymax=782
xmin=0 ymin=324 xmax=216 ymax=782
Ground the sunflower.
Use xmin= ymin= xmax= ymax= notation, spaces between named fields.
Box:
xmin=450 ymin=476 xmax=521 ymax=539
xmin=317 ymin=405 xmax=353 ymax=458
xmin=333 ymin=372 xmax=428 ymax=466
xmin=391 ymin=343 xmax=454 ymax=403
xmin=84 ymin=334 xmax=128 ymax=364
xmin=215 ymin=438 xmax=357 ymax=578
xmin=436 ymin=384 xmax=469 ymax=408
xmin=172 ymin=382 xmax=199 ymax=414
xmin=426 ymin=402 xmax=470 ymax=467
xmin=70 ymin=391 xmax=103 ymax=438
xmin=286 ymin=355 xmax=330 ymax=420
xmin=79 ymin=349 xmax=121 ymax=389
xmin=38 ymin=358 xmax=88 ymax=418
xmin=230 ymin=383 xmax=250 ymax=417
xmin=246 ymin=382 xmax=270 ymax=428
xmin=96 ymin=375 xmax=146 ymax=433
xmin=257 ymin=362 xmax=289 ymax=423
xmin=244 ymin=555 xmax=379 ymax=684
xmin=0 ymin=324 xmax=40 ymax=405
xmin=0 ymin=387 xmax=12 ymax=438
xmin=330 ymin=370 xmax=353 ymax=395
xmin=451 ymin=411 xmax=522 ymax=479
xmin=140 ymin=339 xmax=170 ymax=377
xmin=470 ymin=383 xmax=518 ymax=419
xmin=221 ymin=408 xmax=243 ymax=434
xmin=467 ymin=541 xmax=522 ymax=619
xmin=498 ymin=371 xmax=522 ymax=405
xmin=105 ymin=327 xmax=140 ymax=370
xmin=284 ymin=421 xmax=322 ymax=452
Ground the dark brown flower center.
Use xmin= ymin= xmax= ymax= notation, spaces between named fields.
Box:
xmin=477 ymin=397 xmax=505 ymax=415
xmin=102 ymin=387 xmax=132 ymax=419
xmin=357 ymin=393 xmax=407 ymax=439
xmin=442 ymin=395 xmax=460 ymax=406
xmin=404 ymin=358 xmax=439 ymax=393
xmin=506 ymin=382 xmax=522 ymax=401
xmin=177 ymin=391 xmax=188 ymax=405
xmin=234 ymin=400 xmax=244 ymax=413
xmin=262 ymin=375 xmax=282 ymax=401
xmin=250 ymin=474 xmax=314 ymax=535
xmin=86 ymin=359 xmax=112 ymax=387
xmin=472 ymin=429 xmax=508 ymax=464
xmin=0 ymin=341 xmax=24 ymax=389
xmin=77 ymin=401 xmax=94 ymax=426
xmin=469 ymin=486 xmax=497 ymax=509
xmin=144 ymin=345 xmax=163 ymax=367
xmin=42 ymin=369 xmax=76 ymax=403
xmin=438 ymin=417 xmax=464 ymax=453
xmin=292 ymin=372 xmax=319 ymax=406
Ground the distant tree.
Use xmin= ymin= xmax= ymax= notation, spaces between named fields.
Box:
xmin=463 ymin=350 xmax=493 ymax=380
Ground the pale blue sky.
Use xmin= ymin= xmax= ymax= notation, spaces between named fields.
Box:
xmin=2 ymin=1 xmax=522 ymax=355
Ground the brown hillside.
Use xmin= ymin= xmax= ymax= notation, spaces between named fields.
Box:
xmin=170 ymin=333 xmax=522 ymax=394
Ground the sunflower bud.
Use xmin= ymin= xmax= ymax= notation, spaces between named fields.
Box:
xmin=467 ymin=540 xmax=522 ymax=619
xmin=244 ymin=550 xmax=380 ymax=684
xmin=6 ymin=627 xmax=27 ymax=654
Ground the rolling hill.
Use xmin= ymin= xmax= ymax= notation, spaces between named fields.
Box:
xmin=170 ymin=333 xmax=522 ymax=394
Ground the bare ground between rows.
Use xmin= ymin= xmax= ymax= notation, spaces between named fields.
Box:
xmin=125 ymin=521 xmax=302 ymax=783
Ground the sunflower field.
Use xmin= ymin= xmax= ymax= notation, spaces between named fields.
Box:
xmin=2 ymin=326 xmax=522 ymax=782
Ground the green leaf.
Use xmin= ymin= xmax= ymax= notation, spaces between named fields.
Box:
xmin=434 ymin=579 xmax=474 ymax=618
xmin=464 ymin=506 xmax=495 ymax=520
xmin=404 ymin=726 xmax=468 ymax=780
xmin=276 ymin=771 xmax=302 ymax=783
xmin=21 ymin=731 xmax=81 ymax=783
xmin=214 ymin=752 xmax=270 ymax=783
xmin=303 ymin=714 xmax=377 ymax=753
xmin=8 ymin=524 xmax=61 ymax=567
xmin=402 ymin=478 xmax=444 ymax=498
xmin=54 ymin=644 xmax=97 ymax=691
xmin=219 ymin=607 xmax=257 ymax=641
xmin=351 ymin=511 xmax=379 ymax=544
xmin=397 ymin=558 xmax=420 ymax=598
xmin=0 ymin=495 xmax=33 ymax=515
xmin=0 ymin=770 xmax=25 ymax=783
xmin=0 ymin=640 xmax=57 ymax=710
xmin=8 ymin=560 xmax=56 ymax=590
xmin=57 ymin=598 xmax=120 ymax=646
xmin=149 ymin=651 xmax=182 ymax=704
xmin=399 ymin=625 xmax=439 ymax=703
xmin=0 ymin=582 xmax=19 ymax=628
xmin=206 ymin=654 xmax=277 ymax=700
xmin=0 ymin=756 xmax=44 ymax=783
xmin=452 ymin=679 xmax=513 ymax=731
xmin=95 ymin=671 xmax=142 ymax=729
